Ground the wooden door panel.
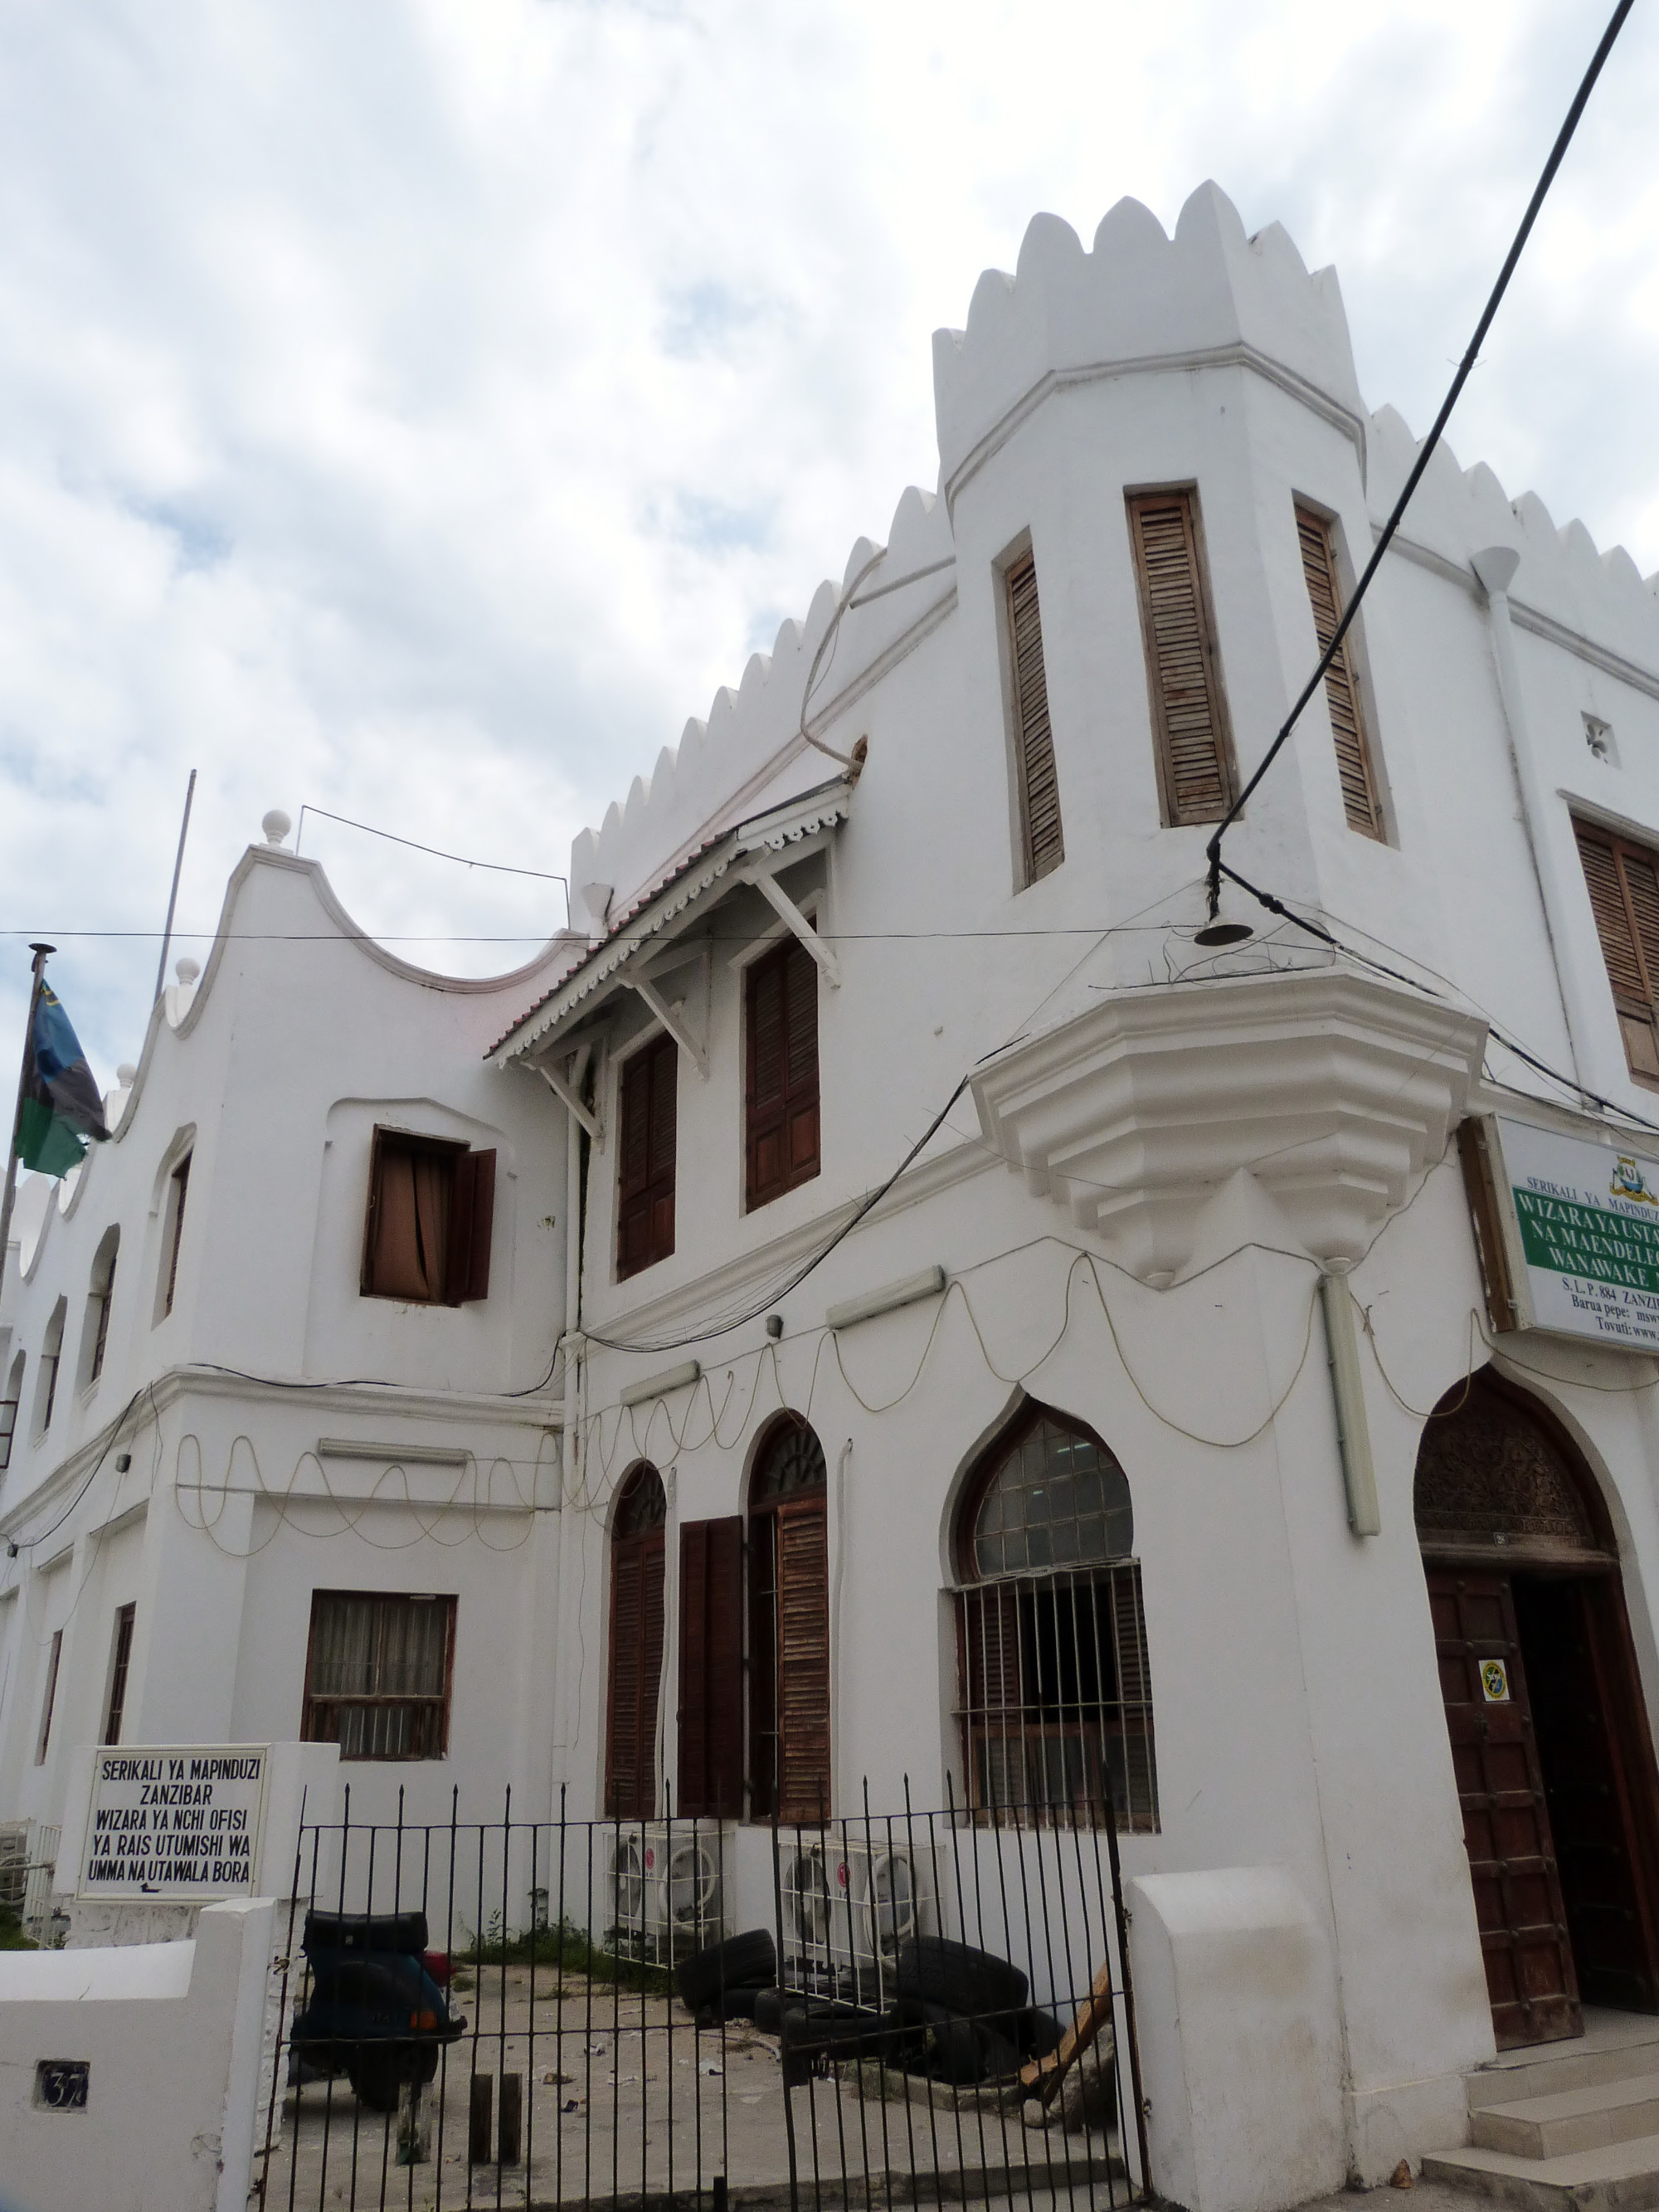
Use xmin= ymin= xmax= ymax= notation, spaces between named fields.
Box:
xmin=1428 ymin=1568 xmax=1581 ymax=2049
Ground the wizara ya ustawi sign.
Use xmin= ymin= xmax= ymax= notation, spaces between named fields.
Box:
xmin=78 ymin=1744 xmax=269 ymax=1898
xmin=1475 ymin=1115 xmax=1659 ymax=1352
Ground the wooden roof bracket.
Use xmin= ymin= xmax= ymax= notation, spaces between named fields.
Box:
xmin=628 ymin=973 xmax=710 ymax=1079
xmin=533 ymin=1052 xmax=602 ymax=1143
xmin=746 ymin=865 xmax=842 ymax=988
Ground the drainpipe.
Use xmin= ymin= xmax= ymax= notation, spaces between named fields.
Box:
xmin=1472 ymin=545 xmax=1598 ymax=1092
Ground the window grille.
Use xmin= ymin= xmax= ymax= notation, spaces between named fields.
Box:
xmin=301 ymin=1591 xmax=456 ymax=1761
xmin=954 ymin=1411 xmax=1158 ymax=1832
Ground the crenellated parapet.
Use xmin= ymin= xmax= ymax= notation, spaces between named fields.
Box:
xmin=931 ymin=180 xmax=1365 ymax=495
xmin=1365 ymin=402 xmax=1659 ymax=668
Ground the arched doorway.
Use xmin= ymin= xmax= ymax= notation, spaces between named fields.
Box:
xmin=606 ymin=1463 xmax=667 ymax=1819
xmin=1416 ymin=1369 xmax=1659 ymax=2047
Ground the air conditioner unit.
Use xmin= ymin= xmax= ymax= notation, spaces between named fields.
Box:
xmin=777 ymin=1840 xmax=835 ymax=1993
xmin=0 ymin=1822 xmax=27 ymax=1913
xmin=828 ymin=1838 xmax=938 ymax=2007
xmin=606 ymin=1824 xmax=727 ymax=1965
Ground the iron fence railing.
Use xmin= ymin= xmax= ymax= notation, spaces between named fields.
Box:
xmin=255 ymin=1783 xmax=1146 ymax=2212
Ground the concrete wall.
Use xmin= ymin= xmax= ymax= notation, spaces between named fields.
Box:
xmin=0 ymin=1898 xmax=275 ymax=2212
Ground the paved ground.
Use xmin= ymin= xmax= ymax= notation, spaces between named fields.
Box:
xmin=257 ymin=1966 xmax=1126 ymax=2212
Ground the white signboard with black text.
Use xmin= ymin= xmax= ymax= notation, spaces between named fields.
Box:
xmin=1488 ymin=1116 xmax=1659 ymax=1352
xmin=78 ymin=1743 xmax=269 ymax=1898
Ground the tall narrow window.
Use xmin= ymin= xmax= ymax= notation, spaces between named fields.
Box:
xmin=1127 ymin=488 xmax=1238 ymax=826
xmin=606 ymin=1464 xmax=667 ymax=1819
xmin=1005 ymin=550 xmax=1064 ymax=882
xmin=0 ymin=1351 xmax=22 ymax=1473
xmin=1575 ymin=819 xmax=1659 ymax=1088
xmin=162 ymin=1155 xmax=191 ymax=1318
xmin=678 ymin=1516 xmax=744 ymax=1819
xmin=361 ymin=1130 xmax=494 ymax=1303
xmin=81 ymin=1228 xmax=119 ymax=1391
xmin=749 ymin=1418 xmax=830 ymax=1823
xmin=954 ymin=1406 xmax=1158 ymax=1832
xmin=36 ymin=1629 xmax=62 ymax=1764
xmin=617 ymin=1032 xmax=677 ymax=1279
xmin=90 ymin=1255 xmax=115 ymax=1381
xmin=34 ymin=1300 xmax=66 ymax=1439
xmin=1295 ymin=504 xmax=1384 ymax=839
xmin=746 ymin=938 xmax=820 ymax=1211
xmin=301 ymin=1591 xmax=457 ymax=1760
xmin=104 ymin=1604 xmax=135 ymax=1745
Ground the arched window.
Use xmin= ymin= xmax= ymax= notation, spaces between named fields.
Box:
xmin=955 ymin=1406 xmax=1157 ymax=1832
xmin=80 ymin=1226 xmax=119 ymax=1391
xmin=749 ymin=1418 xmax=830 ymax=1822
xmin=606 ymin=1463 xmax=667 ymax=1819
xmin=0 ymin=1348 xmax=23 ymax=1473
xmin=33 ymin=1299 xmax=66 ymax=1440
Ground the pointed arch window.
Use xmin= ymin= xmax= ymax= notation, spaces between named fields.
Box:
xmin=606 ymin=1463 xmax=667 ymax=1819
xmin=954 ymin=1407 xmax=1158 ymax=1831
xmin=749 ymin=1419 xmax=830 ymax=1824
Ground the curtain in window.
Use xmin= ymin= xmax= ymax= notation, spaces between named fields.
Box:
xmin=371 ymin=1144 xmax=452 ymax=1301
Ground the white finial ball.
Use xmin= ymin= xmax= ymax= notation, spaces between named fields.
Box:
xmin=262 ymin=809 xmax=292 ymax=846
xmin=175 ymin=957 xmax=202 ymax=986
xmin=116 ymin=1064 xmax=138 ymax=1087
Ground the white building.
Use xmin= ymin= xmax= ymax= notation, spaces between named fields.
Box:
xmin=6 ymin=181 xmax=1659 ymax=2200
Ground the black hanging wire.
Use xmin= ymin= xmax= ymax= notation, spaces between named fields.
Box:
xmin=1204 ymin=0 xmax=1638 ymax=921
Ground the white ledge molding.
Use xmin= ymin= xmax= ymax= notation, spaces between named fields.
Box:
xmin=971 ymin=968 xmax=1488 ymax=1282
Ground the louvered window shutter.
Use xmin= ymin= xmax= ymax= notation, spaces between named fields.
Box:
xmin=1127 ymin=490 xmax=1238 ymax=826
xmin=775 ymin=1498 xmax=830 ymax=1823
xmin=1295 ymin=504 xmax=1384 ymax=839
xmin=746 ymin=939 xmax=820 ymax=1210
xmin=677 ymin=1517 xmax=744 ymax=1818
xmin=618 ymin=1034 xmax=677 ymax=1278
xmin=444 ymin=1148 xmax=496 ymax=1303
xmin=1005 ymin=551 xmax=1064 ymax=882
xmin=1576 ymin=820 xmax=1659 ymax=1084
xmin=606 ymin=1524 xmax=664 ymax=1818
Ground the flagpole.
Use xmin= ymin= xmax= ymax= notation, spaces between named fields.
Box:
xmin=0 ymin=943 xmax=54 ymax=1308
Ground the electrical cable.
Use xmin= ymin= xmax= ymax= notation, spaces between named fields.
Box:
xmin=294 ymin=804 xmax=572 ymax=911
xmin=6 ymin=1386 xmax=148 ymax=1552
xmin=1204 ymin=0 xmax=1638 ymax=920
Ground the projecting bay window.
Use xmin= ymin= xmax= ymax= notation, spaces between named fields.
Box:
xmin=1574 ymin=818 xmax=1659 ymax=1089
xmin=361 ymin=1128 xmax=494 ymax=1303
xmin=1126 ymin=487 xmax=1238 ymax=827
xmin=301 ymin=1591 xmax=457 ymax=1761
xmin=953 ymin=1407 xmax=1158 ymax=1833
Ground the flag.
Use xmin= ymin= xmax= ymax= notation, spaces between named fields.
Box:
xmin=17 ymin=982 xmax=110 ymax=1177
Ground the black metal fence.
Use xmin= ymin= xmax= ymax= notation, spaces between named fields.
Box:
xmin=255 ymin=1786 xmax=1146 ymax=2212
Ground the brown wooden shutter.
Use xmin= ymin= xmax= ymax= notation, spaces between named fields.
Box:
xmin=745 ymin=939 xmax=820 ymax=1210
xmin=618 ymin=1033 xmax=677 ymax=1278
xmin=775 ymin=1497 xmax=830 ymax=1823
xmin=1574 ymin=820 xmax=1659 ymax=1085
xmin=1294 ymin=504 xmax=1384 ymax=839
xmin=445 ymin=1148 xmax=496 ymax=1303
xmin=1005 ymin=550 xmax=1063 ymax=881
xmin=678 ymin=1517 xmax=744 ymax=1818
xmin=1127 ymin=489 xmax=1237 ymax=826
xmin=606 ymin=1523 xmax=665 ymax=1818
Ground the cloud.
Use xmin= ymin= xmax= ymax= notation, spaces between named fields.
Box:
xmin=0 ymin=0 xmax=1655 ymax=1079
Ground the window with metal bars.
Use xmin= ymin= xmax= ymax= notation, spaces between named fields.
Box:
xmin=300 ymin=1591 xmax=456 ymax=1761
xmin=104 ymin=1604 xmax=135 ymax=1746
xmin=1003 ymin=548 xmax=1064 ymax=884
xmin=1574 ymin=818 xmax=1659 ymax=1089
xmin=1126 ymin=487 xmax=1237 ymax=827
xmin=1294 ymin=503 xmax=1385 ymax=840
xmin=606 ymin=1463 xmax=667 ymax=1819
xmin=953 ymin=1406 xmax=1158 ymax=1832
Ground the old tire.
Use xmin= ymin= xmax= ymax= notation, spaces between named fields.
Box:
xmin=896 ymin=1936 xmax=1027 ymax=2021
xmin=347 ymin=2049 xmax=407 ymax=2112
xmin=674 ymin=1927 xmax=776 ymax=2011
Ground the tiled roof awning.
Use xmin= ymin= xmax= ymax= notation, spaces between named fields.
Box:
xmin=489 ymin=775 xmax=854 ymax=1066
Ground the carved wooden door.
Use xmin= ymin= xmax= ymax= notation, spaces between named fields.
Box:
xmin=1428 ymin=1568 xmax=1581 ymax=2048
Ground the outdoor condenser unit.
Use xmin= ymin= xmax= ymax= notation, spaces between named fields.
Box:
xmin=606 ymin=1824 xmax=727 ymax=1964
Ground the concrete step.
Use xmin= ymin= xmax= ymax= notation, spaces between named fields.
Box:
xmin=1472 ymin=2074 xmax=1659 ymax=2159
xmin=1470 ymin=2040 xmax=1659 ymax=2113
xmin=1423 ymin=2129 xmax=1659 ymax=2212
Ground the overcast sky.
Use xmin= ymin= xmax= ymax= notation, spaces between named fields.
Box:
xmin=2 ymin=0 xmax=1656 ymax=1084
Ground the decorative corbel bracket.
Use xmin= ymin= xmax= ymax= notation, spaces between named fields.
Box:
xmin=746 ymin=867 xmax=842 ymax=988
xmin=629 ymin=974 xmax=709 ymax=1079
xmin=533 ymin=1056 xmax=602 ymax=1143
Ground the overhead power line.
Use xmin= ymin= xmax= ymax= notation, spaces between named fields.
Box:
xmin=1204 ymin=0 xmax=1638 ymax=921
